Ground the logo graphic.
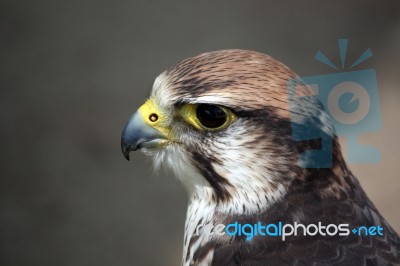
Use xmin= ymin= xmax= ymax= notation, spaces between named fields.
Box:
xmin=288 ymin=39 xmax=382 ymax=168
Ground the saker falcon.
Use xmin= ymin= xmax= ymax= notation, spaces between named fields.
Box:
xmin=121 ymin=50 xmax=400 ymax=265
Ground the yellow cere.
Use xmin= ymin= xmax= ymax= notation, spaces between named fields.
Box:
xmin=180 ymin=104 xmax=236 ymax=131
xmin=138 ymin=98 xmax=236 ymax=136
xmin=138 ymin=98 xmax=171 ymax=137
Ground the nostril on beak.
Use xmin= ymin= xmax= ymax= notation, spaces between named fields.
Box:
xmin=149 ymin=113 xmax=158 ymax=122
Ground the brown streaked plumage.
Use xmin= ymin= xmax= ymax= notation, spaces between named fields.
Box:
xmin=157 ymin=50 xmax=295 ymax=118
xmin=121 ymin=49 xmax=400 ymax=265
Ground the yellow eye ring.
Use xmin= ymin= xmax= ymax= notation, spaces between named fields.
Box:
xmin=180 ymin=104 xmax=235 ymax=131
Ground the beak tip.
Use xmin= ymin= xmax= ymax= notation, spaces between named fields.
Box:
xmin=122 ymin=149 xmax=131 ymax=161
xmin=121 ymin=140 xmax=131 ymax=161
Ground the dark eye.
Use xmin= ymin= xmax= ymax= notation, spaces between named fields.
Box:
xmin=196 ymin=104 xmax=227 ymax=128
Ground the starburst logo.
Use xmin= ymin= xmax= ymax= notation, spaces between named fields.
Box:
xmin=288 ymin=39 xmax=382 ymax=168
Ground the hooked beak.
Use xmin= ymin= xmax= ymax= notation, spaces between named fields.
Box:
xmin=121 ymin=111 xmax=168 ymax=160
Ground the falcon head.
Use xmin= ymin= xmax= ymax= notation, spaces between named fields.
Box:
xmin=121 ymin=49 xmax=340 ymax=214
xmin=121 ymin=50 xmax=400 ymax=266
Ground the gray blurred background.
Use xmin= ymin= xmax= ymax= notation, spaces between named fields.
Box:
xmin=1 ymin=1 xmax=399 ymax=265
